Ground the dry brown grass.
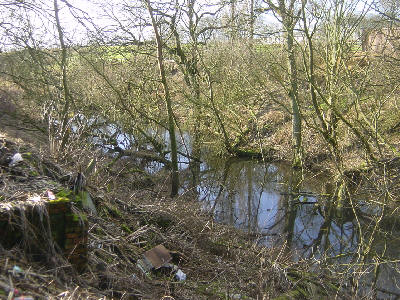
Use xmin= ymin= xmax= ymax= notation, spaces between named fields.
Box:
xmin=0 ymin=105 xmax=343 ymax=300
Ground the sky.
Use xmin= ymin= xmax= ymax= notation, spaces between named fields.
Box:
xmin=0 ymin=0 xmax=381 ymax=50
xmin=45 ymin=0 xmax=281 ymax=44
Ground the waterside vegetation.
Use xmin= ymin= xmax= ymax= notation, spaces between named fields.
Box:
xmin=1 ymin=0 xmax=400 ymax=298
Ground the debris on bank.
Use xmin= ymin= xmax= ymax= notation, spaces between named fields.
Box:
xmin=0 ymin=128 xmax=340 ymax=299
xmin=138 ymin=244 xmax=172 ymax=273
xmin=137 ymin=244 xmax=186 ymax=282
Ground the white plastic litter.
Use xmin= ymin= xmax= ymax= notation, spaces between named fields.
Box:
xmin=47 ymin=190 xmax=56 ymax=200
xmin=175 ymin=269 xmax=186 ymax=281
xmin=12 ymin=265 xmax=24 ymax=277
xmin=9 ymin=153 xmax=23 ymax=167
xmin=28 ymin=195 xmax=41 ymax=202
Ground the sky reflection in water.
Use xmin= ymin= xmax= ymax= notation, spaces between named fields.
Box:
xmin=194 ymin=159 xmax=357 ymax=259
xmin=91 ymin=123 xmax=400 ymax=298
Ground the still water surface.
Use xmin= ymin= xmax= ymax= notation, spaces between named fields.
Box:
xmin=184 ymin=157 xmax=400 ymax=299
xmin=89 ymin=120 xmax=400 ymax=298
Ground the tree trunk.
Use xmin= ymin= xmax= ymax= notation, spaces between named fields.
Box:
xmin=145 ymin=0 xmax=179 ymax=197
xmin=285 ymin=23 xmax=303 ymax=169
xmin=266 ymin=0 xmax=303 ymax=168
xmin=230 ymin=0 xmax=237 ymax=40
xmin=53 ymin=0 xmax=71 ymax=153
xmin=249 ymin=0 xmax=255 ymax=40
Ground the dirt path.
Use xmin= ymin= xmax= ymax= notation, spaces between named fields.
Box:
xmin=0 ymin=112 xmax=48 ymax=150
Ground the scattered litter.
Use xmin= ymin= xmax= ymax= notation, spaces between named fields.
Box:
xmin=0 ymin=281 xmax=19 ymax=296
xmin=46 ymin=190 xmax=56 ymax=200
xmin=175 ymin=269 xmax=186 ymax=281
xmin=14 ymin=296 xmax=35 ymax=300
xmin=137 ymin=244 xmax=172 ymax=275
xmin=163 ymin=263 xmax=177 ymax=271
xmin=27 ymin=195 xmax=41 ymax=202
xmin=9 ymin=153 xmax=23 ymax=167
xmin=137 ymin=259 xmax=151 ymax=276
xmin=12 ymin=265 xmax=24 ymax=278
xmin=1 ymin=203 xmax=12 ymax=210
xmin=13 ymin=265 xmax=23 ymax=273
xmin=137 ymin=245 xmax=187 ymax=281
xmin=141 ymin=244 xmax=172 ymax=270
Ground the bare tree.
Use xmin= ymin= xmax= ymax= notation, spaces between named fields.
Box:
xmin=54 ymin=0 xmax=72 ymax=153
xmin=145 ymin=0 xmax=179 ymax=197
xmin=300 ymin=0 xmax=378 ymax=170
xmin=264 ymin=0 xmax=303 ymax=168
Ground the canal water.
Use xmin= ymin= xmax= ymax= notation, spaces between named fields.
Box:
xmin=85 ymin=119 xmax=400 ymax=299
xmin=182 ymin=156 xmax=400 ymax=299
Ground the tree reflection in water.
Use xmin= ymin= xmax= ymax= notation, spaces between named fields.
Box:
xmin=89 ymin=121 xmax=400 ymax=298
xmin=194 ymin=159 xmax=357 ymax=255
xmin=187 ymin=158 xmax=400 ymax=298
